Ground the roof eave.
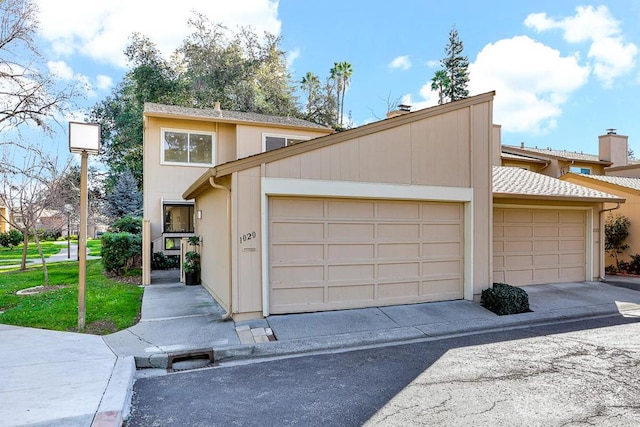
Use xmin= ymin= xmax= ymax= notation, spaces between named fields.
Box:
xmin=493 ymin=192 xmax=625 ymax=203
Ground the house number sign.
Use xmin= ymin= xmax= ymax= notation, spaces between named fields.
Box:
xmin=240 ymin=231 xmax=257 ymax=244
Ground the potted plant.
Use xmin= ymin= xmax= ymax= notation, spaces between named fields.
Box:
xmin=183 ymin=236 xmax=201 ymax=285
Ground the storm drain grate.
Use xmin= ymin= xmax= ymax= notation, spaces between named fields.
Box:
xmin=167 ymin=349 xmax=214 ymax=372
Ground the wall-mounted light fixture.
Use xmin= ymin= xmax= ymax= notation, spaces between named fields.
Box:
xmin=197 ymin=210 xmax=202 ymax=219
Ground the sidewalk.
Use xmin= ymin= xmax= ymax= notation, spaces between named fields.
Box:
xmin=3 ymin=273 xmax=640 ymax=426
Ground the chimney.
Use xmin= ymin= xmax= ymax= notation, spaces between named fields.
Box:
xmin=599 ymin=128 xmax=628 ymax=167
xmin=214 ymin=101 xmax=221 ymax=113
xmin=386 ymin=104 xmax=412 ymax=119
xmin=520 ymin=142 xmax=524 ymax=148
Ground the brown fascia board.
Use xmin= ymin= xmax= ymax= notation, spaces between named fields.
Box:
xmin=144 ymin=105 xmax=333 ymax=133
xmin=183 ymin=92 xmax=497 ymax=199
xmin=502 ymin=146 xmax=611 ymax=166
xmin=560 ymin=173 xmax=640 ymax=196
xmin=605 ymin=163 xmax=640 ymax=172
xmin=493 ymin=192 xmax=625 ymax=203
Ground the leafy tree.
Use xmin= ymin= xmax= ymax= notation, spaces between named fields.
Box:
xmin=605 ymin=214 xmax=630 ymax=271
xmin=111 ymin=215 xmax=143 ymax=234
xmin=299 ymin=72 xmax=338 ymax=127
xmin=0 ymin=230 xmax=23 ymax=249
xmin=105 ymin=169 xmax=142 ymax=219
xmin=440 ymin=26 xmax=469 ymax=103
xmin=431 ymin=70 xmax=450 ymax=105
xmin=0 ymin=0 xmax=77 ymax=133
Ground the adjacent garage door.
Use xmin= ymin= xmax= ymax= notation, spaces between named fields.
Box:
xmin=493 ymin=208 xmax=587 ymax=286
xmin=268 ymin=197 xmax=464 ymax=314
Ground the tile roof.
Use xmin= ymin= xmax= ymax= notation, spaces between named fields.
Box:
xmin=502 ymin=145 xmax=604 ymax=163
xmin=501 ymin=152 xmax=546 ymax=162
xmin=570 ymin=174 xmax=640 ymax=192
xmin=493 ymin=166 xmax=624 ymax=201
xmin=144 ymin=102 xmax=332 ymax=130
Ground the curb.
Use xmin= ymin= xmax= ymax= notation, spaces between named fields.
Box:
xmin=132 ymin=306 xmax=638 ymax=370
xmin=92 ymin=356 xmax=135 ymax=427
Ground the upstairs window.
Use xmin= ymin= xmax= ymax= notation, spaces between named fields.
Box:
xmin=162 ymin=129 xmax=215 ymax=166
xmin=163 ymin=203 xmax=194 ymax=233
xmin=569 ymin=166 xmax=591 ymax=175
xmin=263 ymin=134 xmax=309 ymax=152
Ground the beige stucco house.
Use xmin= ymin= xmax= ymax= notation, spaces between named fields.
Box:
xmin=142 ymin=102 xmax=333 ymax=278
xmin=561 ymin=173 xmax=640 ymax=265
xmin=500 ymin=131 xmax=632 ymax=177
xmin=141 ymin=93 xmax=625 ymax=320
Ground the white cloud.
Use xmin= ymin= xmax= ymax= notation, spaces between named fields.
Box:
xmin=47 ymin=60 xmax=74 ymax=80
xmin=389 ymin=55 xmax=411 ymax=71
xmin=426 ymin=60 xmax=440 ymax=69
xmin=468 ymin=36 xmax=589 ymax=134
xmin=524 ymin=5 xmax=637 ymax=87
xmin=287 ymin=48 xmax=300 ymax=70
xmin=35 ymin=0 xmax=281 ymax=68
xmin=95 ymin=75 xmax=113 ymax=91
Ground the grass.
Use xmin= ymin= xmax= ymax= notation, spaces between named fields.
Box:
xmin=0 ymin=259 xmax=143 ymax=334
xmin=0 ymin=238 xmax=102 ymax=266
xmin=0 ymin=241 xmax=63 ymax=266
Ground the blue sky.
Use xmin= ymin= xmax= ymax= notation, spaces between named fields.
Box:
xmin=25 ymin=0 xmax=640 ymax=160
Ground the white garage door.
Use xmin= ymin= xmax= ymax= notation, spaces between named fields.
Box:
xmin=493 ymin=208 xmax=587 ymax=286
xmin=269 ymin=197 xmax=464 ymax=314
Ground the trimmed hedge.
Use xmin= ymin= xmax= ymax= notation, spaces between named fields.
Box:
xmin=101 ymin=232 xmax=141 ymax=275
xmin=481 ymin=283 xmax=530 ymax=315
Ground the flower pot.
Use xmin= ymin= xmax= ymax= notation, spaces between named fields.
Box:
xmin=185 ymin=271 xmax=200 ymax=286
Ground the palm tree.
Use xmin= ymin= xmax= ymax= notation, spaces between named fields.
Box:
xmin=337 ymin=61 xmax=352 ymax=127
xmin=431 ymin=70 xmax=450 ymax=105
xmin=300 ymin=72 xmax=320 ymax=115
xmin=329 ymin=63 xmax=342 ymax=125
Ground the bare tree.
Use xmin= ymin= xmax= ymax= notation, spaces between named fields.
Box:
xmin=0 ymin=141 xmax=71 ymax=284
xmin=0 ymin=0 xmax=77 ymax=133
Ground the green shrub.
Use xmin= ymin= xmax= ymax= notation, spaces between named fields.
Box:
xmin=101 ymin=232 xmax=142 ymax=275
xmin=481 ymin=283 xmax=530 ymax=315
xmin=0 ymin=230 xmax=24 ymax=249
xmin=151 ymin=252 xmax=179 ymax=269
xmin=111 ymin=216 xmax=142 ymax=234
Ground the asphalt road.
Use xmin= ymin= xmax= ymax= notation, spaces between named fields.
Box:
xmin=126 ymin=316 xmax=640 ymax=427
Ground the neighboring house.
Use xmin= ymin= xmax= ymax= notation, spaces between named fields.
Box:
xmin=493 ymin=167 xmax=622 ymax=286
xmin=164 ymin=91 xmax=623 ymax=320
xmin=142 ymin=102 xmax=334 ymax=274
xmin=0 ymin=205 xmax=10 ymax=233
xmin=561 ymin=173 xmax=640 ymax=265
xmin=500 ymin=130 xmax=632 ymax=177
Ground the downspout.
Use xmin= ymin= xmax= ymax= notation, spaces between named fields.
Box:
xmin=536 ymin=161 xmax=551 ymax=173
xmin=599 ymin=202 xmax=622 ymax=280
xmin=209 ymin=176 xmax=233 ymax=320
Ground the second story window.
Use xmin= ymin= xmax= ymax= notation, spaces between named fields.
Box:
xmin=162 ymin=129 xmax=215 ymax=166
xmin=569 ymin=166 xmax=591 ymax=175
xmin=263 ymin=134 xmax=309 ymax=152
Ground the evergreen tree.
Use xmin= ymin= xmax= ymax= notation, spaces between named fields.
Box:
xmin=105 ymin=169 xmax=142 ymax=219
xmin=440 ymin=26 xmax=469 ymax=102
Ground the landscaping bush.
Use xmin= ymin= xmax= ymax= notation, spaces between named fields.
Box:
xmin=111 ymin=215 xmax=142 ymax=235
xmin=0 ymin=230 xmax=24 ymax=249
xmin=101 ymin=232 xmax=142 ymax=275
xmin=481 ymin=283 xmax=530 ymax=315
xmin=617 ymin=254 xmax=640 ymax=275
xmin=151 ymin=252 xmax=179 ymax=270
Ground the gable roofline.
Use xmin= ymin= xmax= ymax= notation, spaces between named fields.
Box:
xmin=183 ymin=91 xmax=496 ymax=199
xmin=143 ymin=102 xmax=334 ymax=132
xmin=501 ymin=145 xmax=611 ymax=166
xmin=560 ymin=172 xmax=640 ymax=195
xmin=493 ymin=166 xmax=625 ymax=203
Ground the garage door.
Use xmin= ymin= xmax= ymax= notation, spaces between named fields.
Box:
xmin=268 ymin=197 xmax=464 ymax=314
xmin=493 ymin=208 xmax=586 ymax=286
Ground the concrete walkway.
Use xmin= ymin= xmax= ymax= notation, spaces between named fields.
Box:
xmin=2 ymin=272 xmax=640 ymax=426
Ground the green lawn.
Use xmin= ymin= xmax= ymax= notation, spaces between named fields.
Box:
xmin=0 ymin=241 xmax=63 ymax=266
xmin=87 ymin=239 xmax=102 ymax=256
xmin=0 ymin=259 xmax=143 ymax=334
